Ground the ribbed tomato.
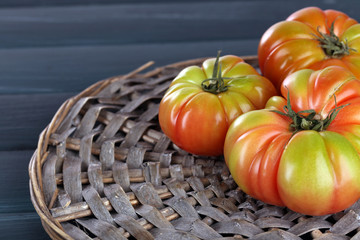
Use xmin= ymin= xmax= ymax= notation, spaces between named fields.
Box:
xmin=158 ymin=53 xmax=276 ymax=156
xmin=258 ymin=6 xmax=360 ymax=90
xmin=224 ymin=66 xmax=360 ymax=215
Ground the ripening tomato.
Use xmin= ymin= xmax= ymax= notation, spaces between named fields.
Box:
xmin=258 ymin=6 xmax=360 ymax=90
xmin=224 ymin=66 xmax=360 ymax=215
xmin=158 ymin=53 xmax=276 ymax=156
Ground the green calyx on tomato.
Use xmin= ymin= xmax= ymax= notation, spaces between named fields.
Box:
xmin=273 ymin=90 xmax=350 ymax=133
xmin=313 ymin=21 xmax=356 ymax=58
xmin=201 ymin=51 xmax=229 ymax=94
xmin=159 ymin=52 xmax=277 ymax=156
xmin=257 ymin=7 xmax=360 ymax=90
xmin=224 ymin=66 xmax=360 ymax=215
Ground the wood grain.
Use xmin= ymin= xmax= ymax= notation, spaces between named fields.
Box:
xmin=6 ymin=1 xmax=360 ymax=239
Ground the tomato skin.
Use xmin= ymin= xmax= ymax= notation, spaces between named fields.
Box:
xmin=258 ymin=6 xmax=360 ymax=90
xmin=278 ymin=130 xmax=360 ymax=215
xmin=159 ymin=55 xmax=276 ymax=156
xmin=224 ymin=66 xmax=360 ymax=215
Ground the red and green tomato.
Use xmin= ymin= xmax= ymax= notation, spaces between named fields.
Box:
xmin=159 ymin=54 xmax=276 ymax=156
xmin=224 ymin=66 xmax=360 ymax=215
xmin=258 ymin=6 xmax=360 ymax=90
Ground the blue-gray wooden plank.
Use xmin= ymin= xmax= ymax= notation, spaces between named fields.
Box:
xmin=0 ymin=212 xmax=51 ymax=240
xmin=0 ymin=151 xmax=40 ymax=214
xmin=0 ymin=40 xmax=258 ymax=95
xmin=0 ymin=0 xmax=247 ymax=8
xmin=0 ymin=1 xmax=359 ymax=95
xmin=0 ymin=150 xmax=51 ymax=239
xmin=0 ymin=1 xmax=358 ymax=49
xmin=0 ymin=93 xmax=74 ymax=150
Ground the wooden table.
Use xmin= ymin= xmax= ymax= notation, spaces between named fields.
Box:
xmin=2 ymin=1 xmax=360 ymax=239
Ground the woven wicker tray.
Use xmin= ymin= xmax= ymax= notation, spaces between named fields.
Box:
xmin=29 ymin=56 xmax=360 ymax=240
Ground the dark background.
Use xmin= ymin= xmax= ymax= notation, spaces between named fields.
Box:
xmin=1 ymin=0 xmax=360 ymax=239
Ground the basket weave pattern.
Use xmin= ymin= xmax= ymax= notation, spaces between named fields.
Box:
xmin=29 ymin=57 xmax=360 ymax=240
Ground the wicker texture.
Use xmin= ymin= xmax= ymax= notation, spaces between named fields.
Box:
xmin=29 ymin=57 xmax=360 ymax=240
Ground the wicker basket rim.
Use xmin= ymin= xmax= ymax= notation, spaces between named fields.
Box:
xmin=28 ymin=55 xmax=258 ymax=240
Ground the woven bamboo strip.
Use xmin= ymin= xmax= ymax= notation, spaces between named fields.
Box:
xmin=54 ymin=167 xmax=213 ymax=185
xmin=52 ymin=182 xmax=233 ymax=239
xmin=51 ymin=177 xmax=227 ymax=221
xmin=29 ymin=56 xmax=360 ymax=240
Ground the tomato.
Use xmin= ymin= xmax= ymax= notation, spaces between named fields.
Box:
xmin=224 ymin=66 xmax=360 ymax=215
xmin=158 ymin=53 xmax=276 ymax=156
xmin=258 ymin=6 xmax=360 ymax=90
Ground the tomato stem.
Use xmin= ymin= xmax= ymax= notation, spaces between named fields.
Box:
xmin=201 ymin=51 xmax=229 ymax=94
xmin=272 ymin=89 xmax=349 ymax=133
xmin=313 ymin=21 xmax=356 ymax=58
